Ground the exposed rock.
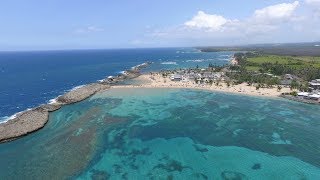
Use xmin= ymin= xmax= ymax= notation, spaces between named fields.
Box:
xmin=0 ymin=62 xmax=151 ymax=143
xmin=40 ymin=103 xmax=62 ymax=112
xmin=56 ymin=83 xmax=110 ymax=104
xmin=98 ymin=62 xmax=151 ymax=85
xmin=0 ymin=108 xmax=49 ymax=143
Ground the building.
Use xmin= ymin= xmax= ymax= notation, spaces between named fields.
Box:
xmin=308 ymin=94 xmax=320 ymax=101
xmin=280 ymin=74 xmax=299 ymax=86
xmin=170 ymin=74 xmax=182 ymax=81
xmin=298 ymin=92 xmax=309 ymax=97
xmin=309 ymin=79 xmax=320 ymax=90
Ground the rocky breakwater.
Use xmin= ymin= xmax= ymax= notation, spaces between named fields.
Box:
xmin=99 ymin=62 xmax=151 ymax=84
xmin=0 ymin=83 xmax=110 ymax=143
xmin=0 ymin=62 xmax=151 ymax=143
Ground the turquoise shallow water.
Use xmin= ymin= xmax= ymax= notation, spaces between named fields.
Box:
xmin=0 ymin=88 xmax=320 ymax=179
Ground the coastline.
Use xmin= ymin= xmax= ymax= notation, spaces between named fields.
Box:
xmin=113 ymin=73 xmax=292 ymax=98
xmin=0 ymin=62 xmax=151 ymax=143
xmin=0 ymin=63 xmax=311 ymax=143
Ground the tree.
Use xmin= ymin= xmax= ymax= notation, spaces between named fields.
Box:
xmin=226 ymin=81 xmax=231 ymax=88
xmin=290 ymin=91 xmax=298 ymax=96
xmin=209 ymin=79 xmax=213 ymax=86
xmin=290 ymin=80 xmax=299 ymax=90
xmin=277 ymin=85 xmax=282 ymax=92
xmin=256 ymin=84 xmax=261 ymax=90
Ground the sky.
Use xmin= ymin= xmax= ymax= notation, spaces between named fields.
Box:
xmin=0 ymin=0 xmax=319 ymax=50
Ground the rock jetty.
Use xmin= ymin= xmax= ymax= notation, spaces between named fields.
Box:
xmin=0 ymin=62 xmax=151 ymax=143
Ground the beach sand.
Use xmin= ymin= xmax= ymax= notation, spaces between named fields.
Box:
xmin=111 ymin=73 xmax=292 ymax=98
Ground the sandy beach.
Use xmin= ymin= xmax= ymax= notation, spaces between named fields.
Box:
xmin=111 ymin=73 xmax=292 ymax=98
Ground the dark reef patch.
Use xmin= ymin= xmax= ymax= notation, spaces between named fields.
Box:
xmin=221 ymin=171 xmax=248 ymax=180
xmin=251 ymin=163 xmax=261 ymax=170
xmin=152 ymin=159 xmax=192 ymax=173
xmin=90 ymin=169 xmax=110 ymax=180
xmin=192 ymin=172 xmax=209 ymax=179
xmin=193 ymin=144 xmax=209 ymax=152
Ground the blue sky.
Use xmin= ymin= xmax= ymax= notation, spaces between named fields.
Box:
xmin=0 ymin=0 xmax=319 ymax=50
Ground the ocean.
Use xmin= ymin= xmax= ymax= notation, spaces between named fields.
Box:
xmin=0 ymin=48 xmax=233 ymax=122
xmin=1 ymin=48 xmax=320 ymax=179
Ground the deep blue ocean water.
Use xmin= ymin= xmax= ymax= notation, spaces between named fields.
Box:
xmin=0 ymin=48 xmax=233 ymax=121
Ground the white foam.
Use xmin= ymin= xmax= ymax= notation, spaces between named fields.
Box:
xmin=219 ymin=55 xmax=231 ymax=57
xmin=315 ymin=45 xmax=320 ymax=47
xmin=161 ymin=61 xmax=178 ymax=65
xmin=0 ymin=108 xmax=32 ymax=124
xmin=119 ymin=71 xmax=127 ymax=75
xmin=186 ymin=59 xmax=205 ymax=62
xmin=218 ymin=58 xmax=230 ymax=61
xmin=70 ymin=85 xmax=85 ymax=91
xmin=0 ymin=116 xmax=10 ymax=124
xmin=131 ymin=62 xmax=148 ymax=69
xmin=48 ymin=98 xmax=58 ymax=104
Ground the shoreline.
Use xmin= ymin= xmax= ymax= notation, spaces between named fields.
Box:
xmin=113 ymin=73 xmax=292 ymax=98
xmin=0 ymin=62 xmax=151 ymax=143
xmin=110 ymin=85 xmax=284 ymax=100
xmin=0 ymin=64 xmax=314 ymax=143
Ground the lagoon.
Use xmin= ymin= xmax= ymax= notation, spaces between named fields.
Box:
xmin=0 ymin=88 xmax=320 ymax=179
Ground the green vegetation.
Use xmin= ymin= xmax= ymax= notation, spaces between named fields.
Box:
xmin=246 ymin=55 xmax=320 ymax=69
xmin=228 ymin=52 xmax=320 ymax=90
xmin=198 ymin=42 xmax=320 ymax=56
xmin=233 ymin=52 xmax=320 ymax=80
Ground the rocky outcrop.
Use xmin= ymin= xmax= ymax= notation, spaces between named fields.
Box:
xmin=0 ymin=84 xmax=110 ymax=143
xmin=0 ymin=62 xmax=151 ymax=143
xmin=280 ymin=94 xmax=320 ymax=105
xmin=40 ymin=104 xmax=62 ymax=112
xmin=99 ymin=62 xmax=151 ymax=85
xmin=56 ymin=83 xmax=110 ymax=104
xmin=0 ymin=83 xmax=110 ymax=143
xmin=0 ymin=107 xmax=49 ymax=142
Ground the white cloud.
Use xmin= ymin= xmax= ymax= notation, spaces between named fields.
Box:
xmin=75 ymin=26 xmax=104 ymax=34
xmin=306 ymin=0 xmax=320 ymax=6
xmin=184 ymin=11 xmax=230 ymax=31
xmin=182 ymin=1 xmax=300 ymax=34
xmin=305 ymin=0 xmax=320 ymax=17
xmin=253 ymin=1 xmax=299 ymax=23
xmin=134 ymin=1 xmax=320 ymax=46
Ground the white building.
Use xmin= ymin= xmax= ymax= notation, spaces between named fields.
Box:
xmin=309 ymin=79 xmax=320 ymax=90
xmin=170 ymin=74 xmax=182 ymax=81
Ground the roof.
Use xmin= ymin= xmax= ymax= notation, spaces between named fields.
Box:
xmin=298 ymin=92 xmax=309 ymax=96
xmin=309 ymin=82 xmax=320 ymax=86
xmin=309 ymin=94 xmax=320 ymax=98
xmin=171 ymin=74 xmax=182 ymax=79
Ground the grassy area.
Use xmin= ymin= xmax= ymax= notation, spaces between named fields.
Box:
xmin=245 ymin=66 xmax=260 ymax=71
xmin=292 ymin=56 xmax=320 ymax=62
xmin=246 ymin=55 xmax=320 ymax=71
